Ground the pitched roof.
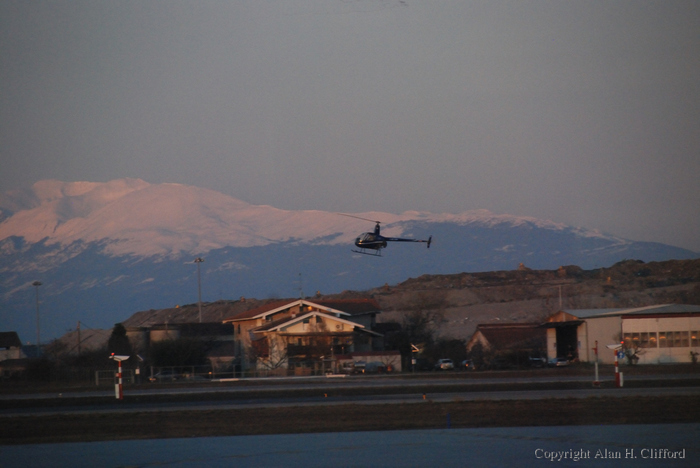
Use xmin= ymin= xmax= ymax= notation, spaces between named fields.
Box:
xmin=560 ymin=304 xmax=700 ymax=320
xmin=223 ymin=298 xmax=381 ymax=322
xmin=223 ymin=299 xmax=297 ymax=322
xmin=471 ymin=323 xmax=546 ymax=349
xmin=311 ymin=298 xmax=381 ymax=315
xmin=253 ymin=310 xmax=366 ymax=333
xmin=0 ymin=332 xmax=22 ymax=349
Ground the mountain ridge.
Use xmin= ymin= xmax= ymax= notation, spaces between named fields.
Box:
xmin=0 ymin=179 xmax=630 ymax=257
xmin=1 ymin=179 xmax=697 ymax=342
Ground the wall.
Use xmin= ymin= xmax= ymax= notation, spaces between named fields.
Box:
xmin=581 ymin=316 xmax=622 ymax=364
xmin=622 ymin=316 xmax=700 ymax=364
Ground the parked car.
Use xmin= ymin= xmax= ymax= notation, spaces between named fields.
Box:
xmin=528 ymin=357 xmax=546 ymax=368
xmin=549 ymin=357 xmax=569 ymax=367
xmin=149 ymin=370 xmax=181 ymax=382
xmin=460 ymin=359 xmax=476 ymax=371
xmin=364 ymin=361 xmax=388 ymax=373
xmin=352 ymin=360 xmax=367 ymax=374
xmin=434 ymin=358 xmax=454 ymax=370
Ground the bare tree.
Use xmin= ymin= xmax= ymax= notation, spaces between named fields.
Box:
xmin=399 ymin=292 xmax=448 ymax=344
xmin=245 ymin=335 xmax=289 ymax=373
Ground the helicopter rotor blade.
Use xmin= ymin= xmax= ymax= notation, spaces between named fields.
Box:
xmin=384 ymin=237 xmax=432 ymax=244
xmin=337 ymin=213 xmax=382 ymax=225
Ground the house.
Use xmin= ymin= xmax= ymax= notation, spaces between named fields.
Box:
xmin=466 ymin=323 xmax=546 ymax=355
xmin=542 ymin=304 xmax=700 ymax=364
xmin=0 ymin=332 xmax=24 ymax=361
xmin=223 ymin=298 xmax=384 ymax=376
xmin=0 ymin=332 xmax=30 ymax=379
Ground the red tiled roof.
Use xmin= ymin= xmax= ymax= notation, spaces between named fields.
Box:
xmin=0 ymin=332 xmax=22 ymax=349
xmin=253 ymin=314 xmax=301 ymax=332
xmin=223 ymin=299 xmax=295 ymax=322
xmin=224 ymin=298 xmax=381 ymax=322
xmin=312 ymin=298 xmax=380 ymax=315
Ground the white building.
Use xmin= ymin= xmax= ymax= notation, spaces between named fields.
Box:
xmin=543 ymin=304 xmax=700 ymax=364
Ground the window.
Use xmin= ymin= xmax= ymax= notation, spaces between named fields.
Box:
xmin=659 ymin=331 xmax=691 ymax=348
xmin=640 ymin=332 xmax=657 ymax=348
xmin=691 ymin=331 xmax=699 ymax=348
xmin=649 ymin=333 xmax=657 ymax=348
xmin=623 ymin=333 xmax=633 ymax=347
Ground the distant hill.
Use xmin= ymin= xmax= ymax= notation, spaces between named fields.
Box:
xmin=1 ymin=179 xmax=697 ymax=342
xmin=64 ymin=258 xmax=700 ymax=352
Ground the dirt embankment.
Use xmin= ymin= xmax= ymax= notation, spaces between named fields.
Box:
xmin=61 ymin=259 xmax=700 ymax=350
xmin=367 ymin=259 xmax=700 ymax=339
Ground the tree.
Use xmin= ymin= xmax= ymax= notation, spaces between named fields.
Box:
xmin=469 ymin=342 xmax=487 ymax=370
xmin=425 ymin=338 xmax=468 ymax=365
xmin=246 ymin=335 xmax=289 ymax=372
xmin=389 ymin=292 xmax=448 ymax=368
xmin=399 ymin=292 xmax=448 ymax=346
xmin=107 ymin=323 xmax=133 ymax=357
xmin=149 ymin=338 xmax=208 ymax=367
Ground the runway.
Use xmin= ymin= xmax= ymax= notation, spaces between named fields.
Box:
xmin=2 ymin=424 xmax=698 ymax=467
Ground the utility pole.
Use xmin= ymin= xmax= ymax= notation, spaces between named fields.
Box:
xmin=194 ymin=257 xmax=204 ymax=323
xmin=558 ymin=285 xmax=563 ymax=309
xmin=32 ymin=281 xmax=42 ymax=347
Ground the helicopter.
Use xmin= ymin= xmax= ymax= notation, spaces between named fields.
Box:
xmin=339 ymin=214 xmax=432 ymax=256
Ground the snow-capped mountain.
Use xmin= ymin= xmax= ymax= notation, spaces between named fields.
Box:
xmin=0 ymin=178 xmax=594 ymax=256
xmin=1 ymin=179 xmax=697 ymax=343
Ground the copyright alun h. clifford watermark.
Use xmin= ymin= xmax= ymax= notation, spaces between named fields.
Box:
xmin=534 ymin=448 xmax=687 ymax=462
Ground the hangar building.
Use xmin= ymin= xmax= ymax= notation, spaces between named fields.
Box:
xmin=542 ymin=304 xmax=700 ymax=364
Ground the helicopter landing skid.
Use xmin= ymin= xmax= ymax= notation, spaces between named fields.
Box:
xmin=352 ymin=249 xmax=382 ymax=257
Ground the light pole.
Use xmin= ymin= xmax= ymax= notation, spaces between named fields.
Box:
xmin=32 ymin=281 xmax=42 ymax=347
xmin=194 ymin=257 xmax=204 ymax=323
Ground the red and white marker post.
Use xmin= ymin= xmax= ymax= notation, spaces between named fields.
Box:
xmin=116 ymin=359 xmax=123 ymax=400
xmin=592 ymin=341 xmax=600 ymax=387
xmin=606 ymin=343 xmax=623 ymax=388
xmin=109 ymin=354 xmax=130 ymax=400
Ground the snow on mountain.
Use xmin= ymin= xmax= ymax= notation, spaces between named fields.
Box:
xmin=2 ymin=179 xmax=697 ymax=343
xmin=0 ymin=179 xmax=617 ymax=257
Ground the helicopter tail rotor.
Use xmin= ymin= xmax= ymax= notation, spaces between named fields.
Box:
xmin=427 ymin=236 xmax=432 ymax=249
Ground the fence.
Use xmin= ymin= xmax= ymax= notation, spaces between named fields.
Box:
xmin=95 ymin=369 xmax=135 ymax=386
xmin=147 ymin=365 xmax=236 ymax=382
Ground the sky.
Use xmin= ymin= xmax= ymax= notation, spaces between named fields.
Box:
xmin=1 ymin=0 xmax=699 ymax=252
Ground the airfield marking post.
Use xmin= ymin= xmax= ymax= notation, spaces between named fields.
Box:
xmin=116 ymin=360 xmax=123 ymax=399
xmin=606 ymin=343 xmax=623 ymax=388
xmin=593 ymin=341 xmax=600 ymax=387
xmin=110 ymin=354 xmax=130 ymax=400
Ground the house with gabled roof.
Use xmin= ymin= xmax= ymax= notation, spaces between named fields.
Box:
xmin=0 ymin=332 xmax=24 ymax=361
xmin=0 ymin=332 xmax=30 ymax=379
xmin=223 ymin=298 xmax=384 ymax=376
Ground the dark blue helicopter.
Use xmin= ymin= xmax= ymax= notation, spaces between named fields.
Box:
xmin=340 ymin=214 xmax=432 ymax=256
